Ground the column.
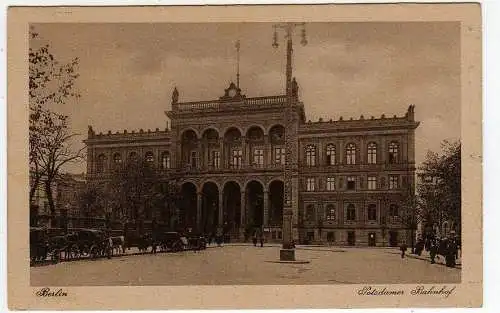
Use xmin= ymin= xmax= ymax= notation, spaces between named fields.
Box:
xmin=219 ymin=138 xmax=225 ymax=169
xmin=218 ymin=192 xmax=224 ymax=225
xmin=265 ymin=135 xmax=271 ymax=167
xmin=196 ymin=192 xmax=202 ymax=230
xmin=263 ymin=191 xmax=269 ymax=226
xmin=242 ymin=136 xmax=248 ymax=167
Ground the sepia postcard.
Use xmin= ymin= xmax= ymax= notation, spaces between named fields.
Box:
xmin=7 ymin=3 xmax=482 ymax=310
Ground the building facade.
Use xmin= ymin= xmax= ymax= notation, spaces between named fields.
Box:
xmin=84 ymin=81 xmax=419 ymax=246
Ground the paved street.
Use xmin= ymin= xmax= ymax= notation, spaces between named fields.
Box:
xmin=30 ymin=245 xmax=460 ymax=286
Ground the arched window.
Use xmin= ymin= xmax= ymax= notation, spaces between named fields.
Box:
xmin=368 ymin=204 xmax=377 ymax=221
xmin=326 ymin=144 xmax=336 ymax=165
xmin=306 ymin=204 xmax=315 ymax=222
xmin=305 ymin=145 xmax=316 ymax=166
xmin=113 ymin=153 xmax=122 ymax=167
xmin=367 ymin=142 xmax=377 ymax=164
xmin=161 ymin=151 xmax=171 ymax=169
xmin=388 ymin=142 xmax=399 ymax=164
xmin=96 ymin=154 xmax=107 ymax=173
xmin=326 ymin=204 xmax=336 ymax=221
xmin=389 ymin=204 xmax=399 ymax=217
xmin=346 ymin=143 xmax=356 ymax=165
xmin=145 ymin=151 xmax=154 ymax=163
xmin=346 ymin=203 xmax=356 ymax=221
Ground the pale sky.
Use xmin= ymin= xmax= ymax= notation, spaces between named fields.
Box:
xmin=31 ymin=22 xmax=461 ymax=174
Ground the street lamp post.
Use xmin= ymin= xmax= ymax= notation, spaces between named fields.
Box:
xmin=272 ymin=22 xmax=307 ymax=261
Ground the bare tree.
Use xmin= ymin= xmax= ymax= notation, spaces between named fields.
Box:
xmin=29 ymin=27 xmax=83 ymax=220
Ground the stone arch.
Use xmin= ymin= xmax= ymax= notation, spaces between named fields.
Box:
xmin=223 ymin=126 xmax=243 ymax=140
xmin=245 ymin=125 xmax=266 ymax=138
xmin=268 ymin=124 xmax=286 ymax=141
xmin=244 ymin=178 xmax=267 ymax=192
xmin=180 ymin=128 xmax=200 ymax=140
xmin=201 ymin=127 xmax=221 ymax=139
xmin=200 ymin=179 xmax=221 ymax=191
xmin=222 ymin=179 xmax=244 ymax=191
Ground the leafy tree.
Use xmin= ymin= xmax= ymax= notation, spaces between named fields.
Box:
xmin=106 ymin=158 xmax=180 ymax=230
xmin=78 ymin=183 xmax=107 ymax=218
xmin=29 ymin=28 xmax=83 ymax=220
xmin=418 ymin=140 xmax=461 ymax=236
xmin=399 ymin=193 xmax=421 ymax=252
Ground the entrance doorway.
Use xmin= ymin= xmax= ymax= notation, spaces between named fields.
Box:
xmin=246 ymin=181 xmax=264 ymax=228
xmin=389 ymin=231 xmax=398 ymax=247
xmin=347 ymin=231 xmax=356 ymax=246
xmin=368 ymin=232 xmax=376 ymax=246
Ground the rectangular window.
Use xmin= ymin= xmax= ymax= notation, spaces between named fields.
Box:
xmin=190 ymin=151 xmax=197 ymax=168
xmin=347 ymin=176 xmax=356 ymax=190
xmin=368 ymin=204 xmax=377 ymax=221
xmin=253 ymin=148 xmax=264 ymax=167
xmin=212 ymin=151 xmax=220 ymax=169
xmin=326 ymin=177 xmax=335 ymax=191
xmin=367 ymin=176 xmax=377 ymax=190
xmin=306 ymin=178 xmax=315 ymax=191
xmin=232 ymin=149 xmax=242 ymax=168
xmin=274 ymin=147 xmax=285 ymax=165
xmin=389 ymin=175 xmax=399 ymax=189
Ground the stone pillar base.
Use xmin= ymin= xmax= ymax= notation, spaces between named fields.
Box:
xmin=280 ymin=249 xmax=296 ymax=261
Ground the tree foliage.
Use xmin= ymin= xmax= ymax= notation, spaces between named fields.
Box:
xmin=29 ymin=28 xmax=84 ymax=216
xmin=417 ymin=140 xmax=461 ymax=234
xmin=106 ymin=159 xmax=181 ymax=226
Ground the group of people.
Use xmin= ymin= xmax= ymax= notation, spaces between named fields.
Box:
xmin=400 ymin=235 xmax=461 ymax=268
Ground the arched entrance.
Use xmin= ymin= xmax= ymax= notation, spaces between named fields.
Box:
xmin=246 ymin=181 xmax=264 ymax=228
xmin=201 ymin=182 xmax=219 ymax=234
xmin=202 ymin=128 xmax=220 ymax=170
xmin=222 ymin=181 xmax=241 ymax=231
xmin=268 ymin=180 xmax=284 ymax=226
xmin=180 ymin=182 xmax=197 ymax=229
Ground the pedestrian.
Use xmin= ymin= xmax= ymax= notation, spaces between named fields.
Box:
xmin=259 ymin=233 xmax=264 ymax=247
xmin=400 ymin=241 xmax=408 ymax=258
xmin=429 ymin=240 xmax=438 ymax=264
xmin=252 ymin=232 xmax=257 ymax=247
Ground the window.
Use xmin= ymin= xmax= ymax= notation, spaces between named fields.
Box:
xmin=367 ymin=142 xmax=377 ymax=164
xmin=388 ymin=142 xmax=399 ymax=164
xmin=253 ymin=148 xmax=264 ymax=167
xmin=145 ymin=151 xmax=154 ymax=163
xmin=389 ymin=175 xmax=399 ymax=189
xmin=212 ymin=151 xmax=220 ymax=169
xmin=113 ymin=153 xmax=122 ymax=166
xmin=327 ymin=232 xmax=335 ymax=242
xmin=368 ymin=204 xmax=377 ymax=221
xmin=326 ymin=204 xmax=336 ymax=221
xmin=305 ymin=145 xmax=316 ymax=166
xmin=326 ymin=177 xmax=335 ymax=191
xmin=346 ymin=143 xmax=356 ymax=164
xmin=367 ymin=176 xmax=377 ymax=190
xmin=306 ymin=205 xmax=315 ymax=221
xmin=232 ymin=149 xmax=242 ymax=168
xmin=274 ymin=147 xmax=285 ymax=165
xmin=306 ymin=178 xmax=315 ymax=191
xmin=347 ymin=176 xmax=356 ymax=190
xmin=190 ymin=151 xmax=197 ymax=168
xmin=326 ymin=144 xmax=336 ymax=165
xmin=161 ymin=152 xmax=170 ymax=169
xmin=129 ymin=151 xmax=138 ymax=162
xmin=346 ymin=204 xmax=356 ymax=221
xmin=389 ymin=204 xmax=399 ymax=217
xmin=96 ymin=154 xmax=106 ymax=173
